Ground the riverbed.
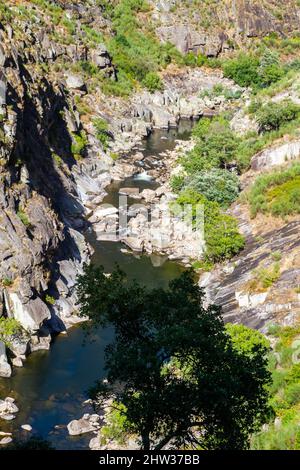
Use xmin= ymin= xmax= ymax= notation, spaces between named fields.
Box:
xmin=0 ymin=121 xmax=193 ymax=449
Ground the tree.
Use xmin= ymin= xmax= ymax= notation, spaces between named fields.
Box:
xmin=76 ymin=266 xmax=271 ymax=450
xmin=222 ymin=54 xmax=260 ymax=87
xmin=181 ymin=116 xmax=240 ymax=173
xmin=256 ymin=100 xmax=300 ymax=132
xmin=187 ymin=168 xmax=240 ymax=207
xmin=174 ymin=189 xmax=245 ymax=262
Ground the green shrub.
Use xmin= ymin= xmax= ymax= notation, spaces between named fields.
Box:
xmin=142 ymin=72 xmax=163 ymax=93
xmin=256 ymin=100 xmax=300 ymax=132
xmin=93 ymin=118 xmax=110 ymax=151
xmin=1 ymin=277 xmax=13 ymax=287
xmin=223 ymin=51 xmax=285 ymax=89
xmin=0 ymin=317 xmax=22 ymax=345
xmin=17 ymin=209 xmax=31 ymax=228
xmin=99 ymin=403 xmax=130 ymax=446
xmin=248 ymin=263 xmax=281 ymax=291
xmin=248 ymin=163 xmax=300 ymax=217
xmin=175 ymin=189 xmax=245 ymax=262
xmin=71 ymin=130 xmax=88 ymax=158
xmin=181 ymin=116 xmax=240 ymax=173
xmin=170 ymin=175 xmax=185 ymax=193
xmin=223 ymin=54 xmax=260 ymax=87
xmin=45 ymin=295 xmax=55 ymax=305
xmin=187 ymin=168 xmax=240 ymax=207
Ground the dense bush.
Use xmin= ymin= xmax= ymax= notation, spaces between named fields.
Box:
xmin=223 ymin=50 xmax=285 ymax=89
xmin=248 ymin=163 xmax=300 ymax=217
xmin=71 ymin=130 xmax=88 ymax=158
xmin=181 ymin=117 xmax=240 ymax=173
xmin=93 ymin=118 xmax=110 ymax=151
xmin=187 ymin=168 xmax=240 ymax=207
xmin=251 ymin=324 xmax=300 ymax=450
xmin=256 ymin=100 xmax=300 ymax=132
xmin=175 ymin=189 xmax=245 ymax=262
xmin=223 ymin=54 xmax=261 ymax=87
xmin=142 ymin=72 xmax=163 ymax=93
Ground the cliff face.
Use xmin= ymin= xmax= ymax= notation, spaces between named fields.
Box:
xmin=0 ymin=1 xmax=114 ymax=372
xmin=152 ymin=0 xmax=300 ymax=56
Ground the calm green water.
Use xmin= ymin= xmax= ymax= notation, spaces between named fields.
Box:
xmin=0 ymin=122 xmax=192 ymax=449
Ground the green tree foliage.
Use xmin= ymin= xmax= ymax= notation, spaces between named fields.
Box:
xmin=252 ymin=324 xmax=300 ymax=450
xmin=142 ymin=72 xmax=163 ymax=93
xmin=256 ymin=100 xmax=300 ymax=132
xmin=76 ymin=266 xmax=271 ymax=450
xmin=223 ymin=54 xmax=261 ymax=87
xmin=175 ymin=189 xmax=245 ymax=262
xmin=185 ymin=116 xmax=239 ymax=171
xmin=187 ymin=168 xmax=240 ymax=208
xmin=222 ymin=51 xmax=285 ymax=89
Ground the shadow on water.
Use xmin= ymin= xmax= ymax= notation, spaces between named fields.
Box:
xmin=0 ymin=122 xmax=193 ymax=449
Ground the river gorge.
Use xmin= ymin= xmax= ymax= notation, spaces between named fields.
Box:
xmin=0 ymin=124 xmax=192 ymax=449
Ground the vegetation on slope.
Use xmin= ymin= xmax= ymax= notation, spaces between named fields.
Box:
xmin=252 ymin=324 xmax=300 ymax=450
xmin=248 ymin=163 xmax=300 ymax=218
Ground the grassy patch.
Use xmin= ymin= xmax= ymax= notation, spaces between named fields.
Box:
xmin=248 ymin=163 xmax=300 ymax=218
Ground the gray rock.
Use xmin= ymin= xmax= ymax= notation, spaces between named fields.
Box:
xmin=8 ymin=293 xmax=51 ymax=332
xmin=21 ymin=424 xmax=32 ymax=432
xmin=65 ymin=74 xmax=86 ymax=90
xmin=0 ymin=397 xmax=19 ymax=420
xmin=0 ymin=341 xmax=11 ymax=378
xmin=0 ymin=437 xmax=12 ymax=445
xmin=67 ymin=414 xmax=101 ymax=436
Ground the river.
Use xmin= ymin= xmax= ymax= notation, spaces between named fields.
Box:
xmin=0 ymin=121 xmax=193 ymax=449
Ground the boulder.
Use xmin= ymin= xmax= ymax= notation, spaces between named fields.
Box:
xmin=0 ymin=397 xmax=19 ymax=420
xmin=140 ymin=189 xmax=156 ymax=203
xmin=8 ymin=293 xmax=51 ymax=332
xmin=65 ymin=74 xmax=86 ymax=90
xmin=21 ymin=424 xmax=32 ymax=432
xmin=0 ymin=437 xmax=12 ymax=445
xmin=0 ymin=341 xmax=11 ymax=378
xmin=67 ymin=414 xmax=101 ymax=436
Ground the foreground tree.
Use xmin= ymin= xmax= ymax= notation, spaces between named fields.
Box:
xmin=77 ymin=266 xmax=271 ymax=450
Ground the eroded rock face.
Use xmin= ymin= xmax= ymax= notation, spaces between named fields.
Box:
xmin=202 ymin=214 xmax=300 ymax=331
xmin=251 ymin=139 xmax=300 ymax=171
xmin=152 ymin=0 xmax=300 ymax=57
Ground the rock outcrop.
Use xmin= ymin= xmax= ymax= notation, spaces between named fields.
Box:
xmin=151 ymin=0 xmax=300 ymax=57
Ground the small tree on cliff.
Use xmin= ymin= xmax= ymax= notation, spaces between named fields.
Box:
xmin=76 ymin=265 xmax=272 ymax=450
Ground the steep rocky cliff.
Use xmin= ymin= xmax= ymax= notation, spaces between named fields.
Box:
xmin=152 ymin=0 xmax=300 ymax=56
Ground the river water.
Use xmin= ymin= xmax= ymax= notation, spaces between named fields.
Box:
xmin=0 ymin=121 xmax=193 ymax=449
